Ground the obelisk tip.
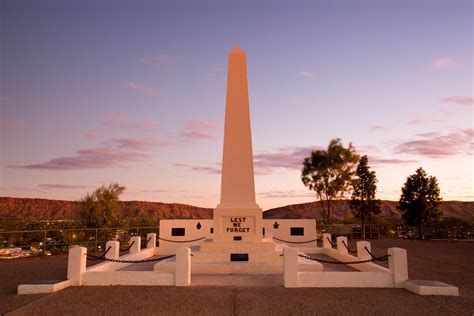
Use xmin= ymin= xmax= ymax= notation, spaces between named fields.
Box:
xmin=230 ymin=46 xmax=245 ymax=55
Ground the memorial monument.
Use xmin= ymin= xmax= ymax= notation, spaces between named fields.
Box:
xmin=213 ymin=46 xmax=263 ymax=243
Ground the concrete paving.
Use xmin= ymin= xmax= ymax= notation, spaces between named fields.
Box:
xmin=1 ymin=239 xmax=473 ymax=315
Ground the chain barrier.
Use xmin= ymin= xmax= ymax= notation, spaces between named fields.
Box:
xmin=364 ymin=246 xmax=384 ymax=260
xmin=157 ymin=236 xmax=206 ymax=243
xmin=146 ymin=236 xmax=152 ymax=245
xmin=86 ymin=246 xmax=112 ymax=261
xmin=273 ymin=236 xmax=321 ymax=244
xmin=298 ymin=253 xmax=389 ymax=264
xmin=85 ymin=253 xmax=177 ymax=264
xmin=326 ymin=237 xmax=337 ymax=247
xmin=342 ymin=240 xmax=357 ymax=254
xmin=119 ymin=240 xmax=135 ymax=253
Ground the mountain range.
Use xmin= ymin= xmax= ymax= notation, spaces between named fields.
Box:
xmin=0 ymin=197 xmax=472 ymax=222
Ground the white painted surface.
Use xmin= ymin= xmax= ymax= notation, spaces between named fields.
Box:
xmin=147 ymin=233 xmax=156 ymax=248
xmin=130 ymin=236 xmax=141 ymax=254
xmin=298 ymin=271 xmax=394 ymax=287
xmin=263 ymin=219 xmax=317 ymax=247
xmin=322 ymin=233 xmax=332 ymax=249
xmin=357 ymin=241 xmax=371 ymax=260
xmin=87 ymin=247 xmax=155 ymax=272
xmin=403 ymin=280 xmax=459 ymax=296
xmin=18 ymin=280 xmax=71 ymax=295
xmin=284 ymin=247 xmax=298 ymax=288
xmin=158 ymin=219 xmax=212 ymax=251
xmin=336 ymin=236 xmax=348 ymax=254
xmin=67 ymin=246 xmax=86 ymax=285
xmin=389 ymin=247 xmax=408 ymax=287
xmin=105 ymin=240 xmax=119 ymax=259
xmin=81 ymin=271 xmax=174 ymax=286
xmin=175 ymin=247 xmax=191 ymax=286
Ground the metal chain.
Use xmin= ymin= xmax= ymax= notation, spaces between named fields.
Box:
xmin=86 ymin=246 xmax=112 ymax=261
xmin=273 ymin=236 xmax=321 ymax=244
xmin=326 ymin=237 xmax=337 ymax=247
xmin=119 ymin=240 xmax=135 ymax=252
xmin=298 ymin=253 xmax=390 ymax=264
xmin=85 ymin=253 xmax=176 ymax=263
xmin=157 ymin=236 xmax=206 ymax=243
xmin=342 ymin=240 xmax=357 ymax=254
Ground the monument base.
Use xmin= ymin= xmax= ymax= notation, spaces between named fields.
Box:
xmin=213 ymin=205 xmax=263 ymax=242
xmin=154 ymin=237 xmax=323 ymax=274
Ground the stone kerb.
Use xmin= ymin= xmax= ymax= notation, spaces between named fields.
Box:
xmin=357 ymin=241 xmax=371 ymax=261
xmin=322 ymin=233 xmax=332 ymax=249
xmin=336 ymin=236 xmax=348 ymax=254
xmin=283 ymin=247 xmax=298 ymax=288
xmin=67 ymin=245 xmax=87 ymax=286
xmin=105 ymin=240 xmax=119 ymax=259
xmin=388 ymin=247 xmax=408 ymax=287
xmin=175 ymin=247 xmax=191 ymax=286
xmin=130 ymin=236 xmax=141 ymax=254
xmin=147 ymin=233 xmax=156 ymax=248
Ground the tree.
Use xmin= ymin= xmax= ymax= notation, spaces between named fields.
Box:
xmin=80 ymin=183 xmax=126 ymax=228
xmin=301 ymin=139 xmax=359 ymax=223
xmin=349 ymin=155 xmax=381 ymax=238
xmin=398 ymin=168 xmax=443 ymax=239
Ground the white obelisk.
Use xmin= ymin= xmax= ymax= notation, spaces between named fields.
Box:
xmin=213 ymin=46 xmax=263 ymax=242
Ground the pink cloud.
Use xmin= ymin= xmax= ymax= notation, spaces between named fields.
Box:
xmin=257 ymin=190 xmax=314 ymax=199
xmin=432 ymin=57 xmax=458 ymax=69
xmin=254 ymin=146 xmax=317 ymax=174
xmin=125 ymin=82 xmax=160 ymax=96
xmin=441 ymin=96 xmax=473 ymax=106
xmin=102 ymin=112 xmax=158 ymax=131
xmin=174 ymin=163 xmax=221 ymax=174
xmin=407 ymin=118 xmax=424 ymax=125
xmin=3 ymin=120 xmax=25 ymax=129
xmin=369 ymin=124 xmax=387 ymax=131
xmin=395 ymin=129 xmax=472 ymax=158
xmin=85 ymin=132 xmax=103 ymax=140
xmin=38 ymin=184 xmax=90 ymax=189
xmin=368 ymin=157 xmax=418 ymax=165
xmin=110 ymin=138 xmax=165 ymax=151
xmin=10 ymin=147 xmax=148 ymax=170
xmin=180 ymin=119 xmax=220 ymax=141
xmin=297 ymin=70 xmax=315 ymax=78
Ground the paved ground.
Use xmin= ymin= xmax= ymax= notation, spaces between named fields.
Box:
xmin=1 ymin=239 xmax=473 ymax=315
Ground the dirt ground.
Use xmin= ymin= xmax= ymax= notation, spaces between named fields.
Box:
xmin=1 ymin=239 xmax=473 ymax=315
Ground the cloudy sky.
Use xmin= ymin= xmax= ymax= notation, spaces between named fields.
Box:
xmin=1 ymin=0 xmax=472 ymax=210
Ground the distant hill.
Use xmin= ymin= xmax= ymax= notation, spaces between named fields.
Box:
xmin=263 ymin=200 xmax=473 ymax=221
xmin=0 ymin=197 xmax=472 ymax=222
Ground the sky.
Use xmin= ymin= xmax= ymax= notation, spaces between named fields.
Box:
xmin=1 ymin=0 xmax=472 ymax=211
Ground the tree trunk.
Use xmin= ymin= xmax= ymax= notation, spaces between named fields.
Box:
xmin=361 ymin=197 xmax=365 ymax=239
xmin=368 ymin=207 xmax=372 ymax=239
xmin=326 ymin=197 xmax=331 ymax=224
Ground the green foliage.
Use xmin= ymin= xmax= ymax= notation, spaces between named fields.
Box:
xmin=301 ymin=138 xmax=359 ymax=223
xmin=80 ymin=183 xmax=126 ymax=228
xmin=349 ymin=155 xmax=381 ymax=238
xmin=398 ymin=167 xmax=443 ymax=239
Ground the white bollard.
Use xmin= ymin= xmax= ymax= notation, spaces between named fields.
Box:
xmin=389 ymin=247 xmax=408 ymax=287
xmin=129 ymin=236 xmax=141 ymax=254
xmin=67 ymin=246 xmax=87 ymax=286
xmin=283 ymin=247 xmax=298 ymax=288
xmin=105 ymin=240 xmax=120 ymax=259
xmin=175 ymin=247 xmax=191 ymax=286
xmin=336 ymin=236 xmax=348 ymax=254
xmin=322 ymin=233 xmax=332 ymax=249
xmin=146 ymin=233 xmax=156 ymax=248
xmin=357 ymin=241 xmax=371 ymax=261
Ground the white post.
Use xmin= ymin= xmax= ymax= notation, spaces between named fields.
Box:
xmin=336 ymin=236 xmax=348 ymax=254
xmin=147 ymin=233 xmax=156 ymax=248
xmin=389 ymin=247 xmax=408 ymax=287
xmin=357 ymin=241 xmax=371 ymax=261
xmin=283 ymin=247 xmax=298 ymax=288
xmin=105 ymin=240 xmax=119 ymax=259
xmin=175 ymin=247 xmax=191 ymax=286
xmin=67 ymin=246 xmax=87 ymax=286
xmin=322 ymin=233 xmax=332 ymax=249
xmin=129 ymin=236 xmax=141 ymax=254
